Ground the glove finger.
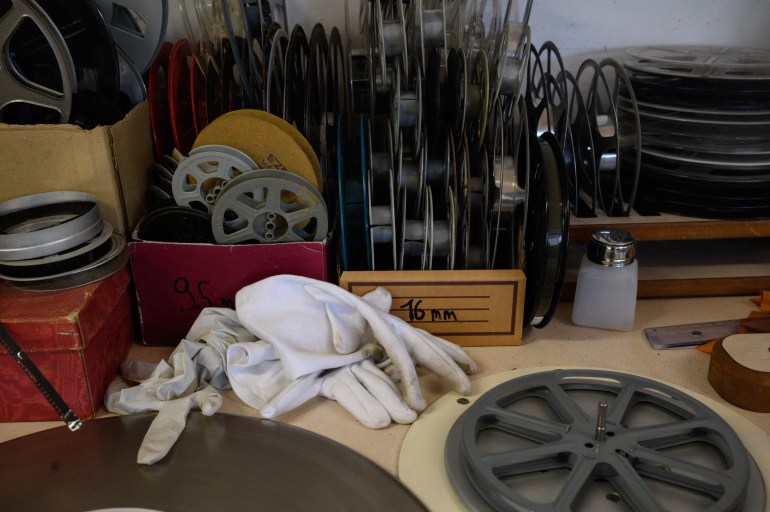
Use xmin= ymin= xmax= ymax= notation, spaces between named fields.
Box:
xmin=394 ymin=320 xmax=473 ymax=395
xmin=416 ymin=328 xmax=477 ymax=374
xmin=351 ymin=360 xmax=417 ymax=425
xmin=321 ymin=366 xmax=392 ymax=429
xmin=260 ymin=372 xmax=324 ymax=419
xmin=137 ymin=398 xmax=193 ymax=465
xmin=304 ymin=282 xmax=425 ymax=411
xmin=362 ymin=286 xmax=392 ymax=312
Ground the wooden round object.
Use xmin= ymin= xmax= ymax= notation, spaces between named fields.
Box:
xmin=192 ymin=109 xmax=322 ymax=192
xmin=708 ymin=333 xmax=770 ymax=412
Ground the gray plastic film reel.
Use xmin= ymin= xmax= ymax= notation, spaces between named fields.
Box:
xmin=211 ymin=170 xmax=328 ymax=244
xmin=446 ymin=369 xmax=763 ymax=512
xmin=172 ymin=145 xmax=258 ymax=213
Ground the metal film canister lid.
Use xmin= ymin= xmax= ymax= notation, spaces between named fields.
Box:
xmin=586 ymin=229 xmax=636 ymax=267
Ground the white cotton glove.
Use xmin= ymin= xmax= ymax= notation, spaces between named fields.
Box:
xmin=105 ymin=307 xmax=254 ymax=464
xmin=226 ymin=340 xmax=415 ymax=428
xmin=235 ymin=275 xmax=477 ymax=413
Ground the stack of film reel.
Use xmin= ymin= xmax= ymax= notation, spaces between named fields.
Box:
xmin=0 ymin=192 xmax=127 ymax=291
xmin=138 ymin=0 xmax=579 ymax=328
xmin=136 ymin=109 xmax=328 ymax=245
xmin=619 ymin=46 xmax=770 ymax=219
xmin=0 ymin=0 xmax=167 ymax=127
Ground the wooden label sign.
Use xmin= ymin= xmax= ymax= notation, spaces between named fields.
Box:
xmin=339 ymin=270 xmax=526 ymax=346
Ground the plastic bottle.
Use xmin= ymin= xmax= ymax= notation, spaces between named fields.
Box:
xmin=571 ymin=229 xmax=638 ymax=331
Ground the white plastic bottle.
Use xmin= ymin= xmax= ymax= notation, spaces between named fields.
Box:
xmin=572 ymin=229 xmax=638 ymax=331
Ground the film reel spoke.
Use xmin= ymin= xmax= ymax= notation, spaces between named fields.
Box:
xmin=0 ymin=0 xmax=76 ymax=123
xmin=629 ymin=445 xmax=737 ymax=496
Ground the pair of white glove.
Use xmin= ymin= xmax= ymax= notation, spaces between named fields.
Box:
xmin=106 ymin=275 xmax=477 ymax=463
xmin=229 ymin=275 xmax=477 ymax=428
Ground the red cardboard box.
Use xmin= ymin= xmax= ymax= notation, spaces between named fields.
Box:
xmin=128 ymin=239 xmax=333 ymax=346
xmin=0 ymin=266 xmax=135 ymax=422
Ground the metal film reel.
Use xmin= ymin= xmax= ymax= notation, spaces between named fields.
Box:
xmin=0 ymin=0 xmax=77 ymax=124
xmin=220 ymin=0 xmax=260 ymax=109
xmin=0 ymin=222 xmax=113 ymax=280
xmin=492 ymin=20 xmax=531 ymax=100
xmin=172 ymin=144 xmax=258 ymax=212
xmin=447 ymin=369 xmax=763 ymax=512
xmin=466 ymin=144 xmax=490 ymax=269
xmin=211 ymin=169 xmax=328 ymax=244
xmin=466 ymin=49 xmax=490 ymax=151
xmin=488 ymin=98 xmax=527 ymax=269
xmin=399 ymin=185 xmax=431 ymax=270
xmin=95 ymin=0 xmax=167 ymax=75
xmin=372 ymin=0 xmax=408 ymax=87
xmin=430 ymin=185 xmax=457 ymax=270
xmin=624 ymin=45 xmax=770 ymax=81
xmin=265 ymin=26 xmax=288 ymax=117
xmin=523 ymin=132 xmax=569 ymax=328
xmin=392 ymin=55 xmax=424 ymax=157
xmin=367 ymin=168 xmax=398 ymax=270
xmin=0 ymin=234 xmax=127 ymax=292
xmin=303 ymin=23 xmax=329 ymax=172
xmin=575 ymin=58 xmax=641 ymax=216
xmin=283 ymin=24 xmax=308 ymax=128
xmin=396 ymin=130 xmax=427 ymax=220
xmin=0 ymin=191 xmax=103 ymax=262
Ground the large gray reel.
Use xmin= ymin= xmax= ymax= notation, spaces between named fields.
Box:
xmin=0 ymin=0 xmax=77 ymax=123
xmin=95 ymin=0 xmax=168 ymax=74
xmin=211 ymin=170 xmax=328 ymax=244
xmin=172 ymin=144 xmax=258 ymax=213
xmin=446 ymin=369 xmax=763 ymax=512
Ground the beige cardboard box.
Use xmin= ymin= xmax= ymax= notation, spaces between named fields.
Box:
xmin=0 ymin=102 xmax=153 ymax=236
xmin=339 ymin=269 xmax=526 ymax=346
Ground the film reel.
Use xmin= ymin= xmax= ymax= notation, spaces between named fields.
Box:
xmin=523 ymin=132 xmax=569 ymax=328
xmin=168 ymin=39 xmax=196 ymax=155
xmin=0 ymin=222 xmax=113 ymax=279
xmin=133 ymin=205 xmax=215 ymax=244
xmin=0 ymin=232 xmax=127 ymax=292
xmin=192 ymin=108 xmax=323 ymax=192
xmin=149 ymin=41 xmax=173 ymax=160
xmin=0 ymin=0 xmax=76 ymax=124
xmin=399 ymin=185 xmax=431 ymax=271
xmin=172 ymin=144 xmax=258 ymax=212
xmin=264 ymin=25 xmax=289 ymax=117
xmin=392 ymin=55 xmax=423 ymax=156
xmin=367 ymin=167 xmax=398 ymax=270
xmin=282 ymin=24 xmax=308 ymax=128
xmin=211 ymin=170 xmax=328 ymax=244
xmin=401 ymin=368 xmax=767 ymax=512
xmin=575 ymin=58 xmax=641 ymax=216
xmin=396 ymin=129 xmax=427 ymax=220
xmin=95 ymin=0 xmax=168 ymax=75
xmin=0 ymin=191 xmax=103 ymax=262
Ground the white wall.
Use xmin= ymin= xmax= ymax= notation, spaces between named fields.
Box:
xmin=166 ymin=0 xmax=770 ymax=72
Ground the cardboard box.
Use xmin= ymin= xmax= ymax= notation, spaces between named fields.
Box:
xmin=0 ymin=266 xmax=135 ymax=422
xmin=0 ymin=102 xmax=153 ymax=236
xmin=128 ymin=239 xmax=334 ymax=346
xmin=339 ymin=270 xmax=526 ymax=346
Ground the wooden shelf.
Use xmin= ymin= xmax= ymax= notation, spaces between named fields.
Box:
xmin=564 ymin=214 xmax=770 ymax=298
xmin=569 ymin=213 xmax=770 ymax=243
